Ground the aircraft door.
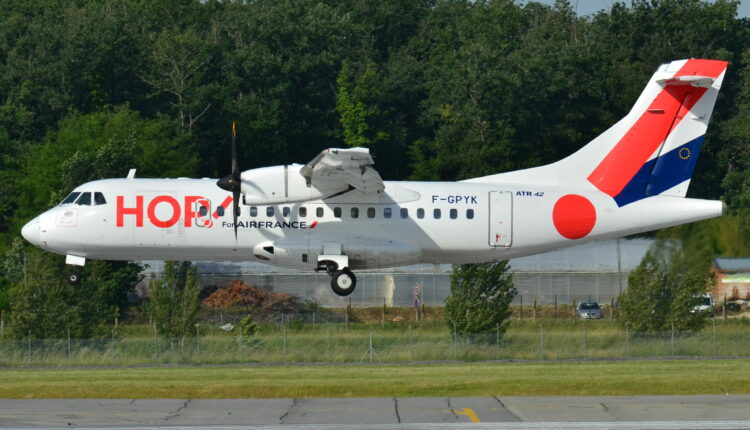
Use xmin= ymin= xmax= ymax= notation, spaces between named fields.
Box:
xmin=488 ymin=191 xmax=512 ymax=247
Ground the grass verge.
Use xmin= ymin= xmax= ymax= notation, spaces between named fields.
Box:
xmin=1 ymin=359 xmax=748 ymax=398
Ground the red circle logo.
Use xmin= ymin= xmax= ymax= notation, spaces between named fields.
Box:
xmin=552 ymin=194 xmax=596 ymax=239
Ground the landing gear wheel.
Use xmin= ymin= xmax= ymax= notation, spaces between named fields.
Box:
xmin=67 ymin=271 xmax=80 ymax=285
xmin=331 ymin=269 xmax=356 ymax=296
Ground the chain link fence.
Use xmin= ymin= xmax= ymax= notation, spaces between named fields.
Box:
xmin=0 ymin=318 xmax=744 ymax=367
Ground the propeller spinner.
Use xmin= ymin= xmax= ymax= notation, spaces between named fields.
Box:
xmin=216 ymin=122 xmax=242 ymax=239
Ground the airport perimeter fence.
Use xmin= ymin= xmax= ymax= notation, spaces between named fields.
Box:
xmin=0 ymin=318 xmax=748 ymax=367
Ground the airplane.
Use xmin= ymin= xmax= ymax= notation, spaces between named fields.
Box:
xmin=21 ymin=58 xmax=728 ymax=296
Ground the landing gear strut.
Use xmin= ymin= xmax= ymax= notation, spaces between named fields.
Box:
xmin=331 ymin=268 xmax=357 ymax=296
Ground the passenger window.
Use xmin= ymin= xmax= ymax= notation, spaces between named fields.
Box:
xmin=450 ymin=208 xmax=457 ymax=219
xmin=367 ymin=207 xmax=375 ymax=218
xmin=217 ymin=206 xmax=225 ymax=217
xmin=250 ymin=206 xmax=258 ymax=217
xmin=334 ymin=207 xmax=342 ymax=218
xmin=299 ymin=207 xmax=307 ymax=217
xmin=417 ymin=208 xmax=424 ymax=219
xmin=316 ymin=207 xmax=324 ymax=217
xmin=199 ymin=205 xmax=208 ymax=216
xmin=467 ymin=209 xmax=474 ymax=219
xmin=267 ymin=207 xmax=274 ymax=217
xmin=433 ymin=208 xmax=441 ymax=219
xmin=76 ymin=192 xmax=91 ymax=206
xmin=94 ymin=192 xmax=107 ymax=205
xmin=400 ymin=208 xmax=408 ymax=219
xmin=384 ymin=207 xmax=392 ymax=219
xmin=61 ymin=192 xmax=81 ymax=205
xmin=282 ymin=207 xmax=290 ymax=217
xmin=351 ymin=207 xmax=359 ymax=218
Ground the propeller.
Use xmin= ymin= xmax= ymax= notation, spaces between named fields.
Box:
xmin=217 ymin=122 xmax=241 ymax=240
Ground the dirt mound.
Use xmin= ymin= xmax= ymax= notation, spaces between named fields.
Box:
xmin=202 ymin=280 xmax=300 ymax=313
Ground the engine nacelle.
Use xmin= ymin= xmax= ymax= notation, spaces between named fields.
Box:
xmin=240 ymin=164 xmax=346 ymax=205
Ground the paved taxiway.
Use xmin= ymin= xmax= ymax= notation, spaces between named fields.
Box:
xmin=2 ymin=395 xmax=750 ymax=428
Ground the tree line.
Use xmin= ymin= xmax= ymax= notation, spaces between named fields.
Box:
xmin=1 ymin=0 xmax=749 ymax=337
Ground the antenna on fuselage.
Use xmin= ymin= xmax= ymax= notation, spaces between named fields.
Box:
xmin=216 ymin=122 xmax=242 ymax=241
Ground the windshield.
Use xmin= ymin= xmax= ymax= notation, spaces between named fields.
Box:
xmin=580 ymin=303 xmax=600 ymax=310
xmin=700 ymin=297 xmax=712 ymax=306
xmin=61 ymin=192 xmax=81 ymax=205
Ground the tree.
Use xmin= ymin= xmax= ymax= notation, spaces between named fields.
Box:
xmin=150 ymin=261 xmax=201 ymax=340
xmin=618 ymin=239 xmax=714 ymax=335
xmin=2 ymin=237 xmax=141 ymax=339
xmin=444 ymin=260 xmax=516 ymax=342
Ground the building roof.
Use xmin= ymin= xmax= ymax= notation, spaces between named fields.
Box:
xmin=714 ymin=258 xmax=750 ymax=272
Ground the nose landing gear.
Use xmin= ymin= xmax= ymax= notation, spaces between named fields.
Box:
xmin=67 ymin=271 xmax=81 ymax=285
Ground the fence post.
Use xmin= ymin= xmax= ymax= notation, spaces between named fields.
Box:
xmin=313 ymin=311 xmax=316 ymax=329
xmin=625 ymin=323 xmax=629 ymax=356
xmin=713 ymin=316 xmax=717 ymax=356
xmin=409 ymin=325 xmax=413 ymax=362
xmin=532 ymin=299 xmax=537 ymax=321
xmin=67 ymin=329 xmax=71 ymax=361
xmin=519 ymin=295 xmax=523 ymax=321
xmin=495 ymin=323 xmax=500 ymax=361
xmin=723 ymin=294 xmax=727 ymax=321
xmin=610 ymin=297 xmax=615 ymax=321
xmin=625 ymin=323 xmax=629 ymax=355
xmin=572 ymin=299 xmax=577 ymax=322
xmin=369 ymin=330 xmax=373 ymax=363
xmin=153 ymin=323 xmax=158 ymax=360
xmin=283 ymin=323 xmax=287 ymax=364
xmin=195 ymin=324 xmax=200 ymax=362
xmin=28 ymin=330 xmax=31 ymax=361
xmin=539 ymin=323 xmax=544 ymax=360
xmin=327 ymin=326 xmax=332 ymax=361
xmin=583 ymin=322 xmax=587 ymax=358
xmin=453 ymin=322 xmax=457 ymax=361
xmin=554 ymin=295 xmax=557 ymax=320
xmin=382 ymin=298 xmax=386 ymax=328
xmin=671 ymin=321 xmax=675 ymax=356
xmin=0 ymin=310 xmax=4 ymax=338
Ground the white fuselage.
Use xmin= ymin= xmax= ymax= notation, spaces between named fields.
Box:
xmin=22 ymin=175 xmax=723 ymax=271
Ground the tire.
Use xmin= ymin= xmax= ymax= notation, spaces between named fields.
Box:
xmin=67 ymin=272 xmax=80 ymax=285
xmin=331 ymin=269 xmax=356 ymax=296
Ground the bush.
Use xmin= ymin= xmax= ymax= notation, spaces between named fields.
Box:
xmin=618 ymin=240 xmax=713 ymax=335
xmin=444 ymin=261 xmax=516 ymax=342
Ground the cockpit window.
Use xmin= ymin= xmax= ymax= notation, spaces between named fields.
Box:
xmin=61 ymin=192 xmax=81 ymax=205
xmin=94 ymin=192 xmax=107 ymax=205
xmin=76 ymin=192 xmax=91 ymax=206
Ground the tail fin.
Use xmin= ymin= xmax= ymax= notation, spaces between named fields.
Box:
xmin=470 ymin=59 xmax=728 ymax=207
xmin=585 ymin=59 xmax=727 ymax=206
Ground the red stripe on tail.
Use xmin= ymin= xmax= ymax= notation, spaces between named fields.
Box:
xmin=587 ymin=59 xmax=726 ymax=197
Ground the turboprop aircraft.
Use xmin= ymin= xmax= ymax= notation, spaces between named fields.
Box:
xmin=22 ymin=59 xmax=728 ymax=296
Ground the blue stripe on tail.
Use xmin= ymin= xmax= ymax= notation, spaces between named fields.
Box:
xmin=613 ymin=135 xmax=704 ymax=207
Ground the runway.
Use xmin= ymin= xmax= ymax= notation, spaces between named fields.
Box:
xmin=2 ymin=395 xmax=750 ymax=428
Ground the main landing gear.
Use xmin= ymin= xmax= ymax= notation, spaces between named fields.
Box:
xmin=320 ymin=262 xmax=357 ymax=296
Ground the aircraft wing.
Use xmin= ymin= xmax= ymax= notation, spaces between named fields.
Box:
xmin=300 ymin=147 xmax=385 ymax=194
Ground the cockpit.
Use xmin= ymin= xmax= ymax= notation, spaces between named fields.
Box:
xmin=60 ymin=191 xmax=107 ymax=206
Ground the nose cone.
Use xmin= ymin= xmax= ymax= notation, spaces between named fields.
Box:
xmin=21 ymin=218 xmax=41 ymax=247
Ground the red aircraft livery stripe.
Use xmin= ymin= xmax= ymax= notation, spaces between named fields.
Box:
xmin=587 ymin=59 xmax=727 ymax=197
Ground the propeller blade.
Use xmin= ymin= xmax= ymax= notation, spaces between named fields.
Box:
xmin=233 ymin=188 xmax=240 ymax=240
xmin=231 ymin=122 xmax=239 ymax=181
xmin=216 ymin=121 xmax=242 ymax=242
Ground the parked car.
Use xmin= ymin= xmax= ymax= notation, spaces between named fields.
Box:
xmin=691 ymin=293 xmax=714 ymax=314
xmin=577 ymin=302 xmax=603 ymax=319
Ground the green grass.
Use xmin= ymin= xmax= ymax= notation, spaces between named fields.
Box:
xmin=2 ymin=319 xmax=749 ymax=367
xmin=0 ymin=359 xmax=749 ymax=398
